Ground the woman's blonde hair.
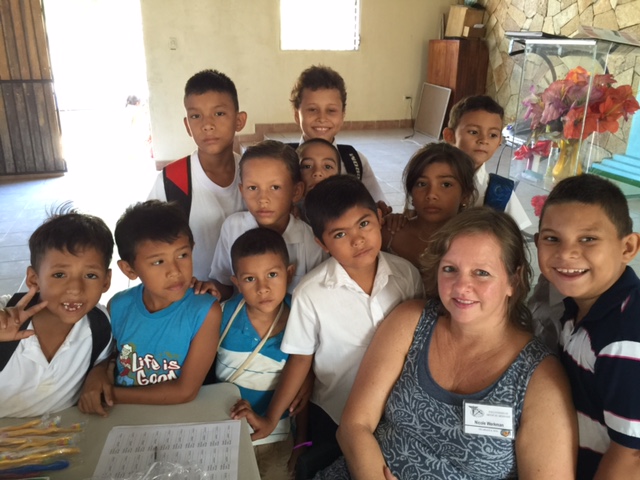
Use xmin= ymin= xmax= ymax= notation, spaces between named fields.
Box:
xmin=420 ymin=207 xmax=533 ymax=331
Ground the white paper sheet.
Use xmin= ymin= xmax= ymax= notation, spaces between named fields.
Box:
xmin=92 ymin=421 xmax=240 ymax=479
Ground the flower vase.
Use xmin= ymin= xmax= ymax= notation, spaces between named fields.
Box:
xmin=552 ymin=139 xmax=582 ymax=183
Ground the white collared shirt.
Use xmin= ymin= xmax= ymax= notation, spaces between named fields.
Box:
xmin=0 ymin=297 xmax=112 ymax=418
xmin=209 ymin=212 xmax=327 ymax=291
xmin=474 ymin=164 xmax=532 ymax=230
xmin=281 ymin=253 xmax=424 ymax=424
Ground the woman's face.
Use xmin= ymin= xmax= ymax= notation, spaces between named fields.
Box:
xmin=437 ymin=232 xmax=514 ymax=327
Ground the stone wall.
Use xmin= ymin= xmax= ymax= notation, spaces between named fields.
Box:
xmin=479 ymin=0 xmax=640 ymax=127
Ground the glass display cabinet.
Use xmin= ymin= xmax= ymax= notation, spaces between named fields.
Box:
xmin=505 ymin=35 xmax=639 ymax=191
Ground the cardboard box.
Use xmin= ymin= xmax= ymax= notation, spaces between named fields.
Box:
xmin=445 ymin=5 xmax=485 ymax=38
xmin=463 ymin=25 xmax=487 ymax=38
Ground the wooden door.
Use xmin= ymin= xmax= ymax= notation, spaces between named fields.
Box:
xmin=0 ymin=0 xmax=65 ymax=175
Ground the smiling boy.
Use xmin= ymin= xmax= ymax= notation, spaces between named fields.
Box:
xmin=536 ymin=174 xmax=640 ymax=479
xmin=0 ymin=209 xmax=113 ymax=417
xmin=289 ymin=65 xmax=387 ymax=207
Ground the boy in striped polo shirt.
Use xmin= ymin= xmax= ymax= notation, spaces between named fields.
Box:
xmin=535 ymin=174 xmax=640 ymax=479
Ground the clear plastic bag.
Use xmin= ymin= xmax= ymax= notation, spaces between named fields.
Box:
xmin=90 ymin=461 xmax=212 ymax=480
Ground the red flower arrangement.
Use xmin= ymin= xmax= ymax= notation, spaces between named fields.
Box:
xmin=522 ymin=66 xmax=639 ymax=140
xmin=531 ymin=195 xmax=548 ymax=217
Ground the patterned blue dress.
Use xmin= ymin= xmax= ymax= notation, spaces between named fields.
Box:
xmin=315 ymin=301 xmax=551 ymax=480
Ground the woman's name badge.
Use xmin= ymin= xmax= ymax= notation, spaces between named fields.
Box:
xmin=463 ymin=401 xmax=514 ymax=440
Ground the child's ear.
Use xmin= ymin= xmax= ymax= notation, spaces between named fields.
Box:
xmin=286 ymin=264 xmax=296 ymax=284
xmin=622 ymin=232 xmax=640 ymax=264
xmin=25 ymin=266 xmax=39 ymax=290
xmin=183 ymin=117 xmax=193 ymax=138
xmin=102 ymin=269 xmax=112 ymax=293
xmin=442 ymin=127 xmax=456 ymax=145
xmin=292 ymin=181 xmax=304 ymax=204
xmin=293 ymin=109 xmax=301 ymax=126
xmin=533 ymin=233 xmax=540 ymax=248
xmin=117 ymin=260 xmax=139 ymax=281
xmin=314 ymin=236 xmax=330 ymax=254
xmin=235 ymin=111 xmax=247 ymax=132
xmin=377 ymin=208 xmax=383 ymax=227
xmin=230 ymin=275 xmax=239 ymax=289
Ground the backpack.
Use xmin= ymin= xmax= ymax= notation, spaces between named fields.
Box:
xmin=0 ymin=293 xmax=112 ymax=373
xmin=484 ymin=173 xmax=515 ymax=212
xmin=162 ymin=155 xmax=192 ymax=218
xmin=287 ymin=142 xmax=363 ymax=180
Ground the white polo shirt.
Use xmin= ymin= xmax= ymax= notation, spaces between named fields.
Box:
xmin=474 ymin=164 xmax=532 ymax=230
xmin=148 ymin=150 xmax=244 ymax=280
xmin=281 ymin=253 xmax=424 ymax=424
xmin=209 ymin=211 xmax=328 ymax=292
xmin=0 ymin=297 xmax=113 ymax=418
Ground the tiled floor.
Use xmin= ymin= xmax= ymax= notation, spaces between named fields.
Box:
xmin=2 ymin=116 xmax=640 ymax=302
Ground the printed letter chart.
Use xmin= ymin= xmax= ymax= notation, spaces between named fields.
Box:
xmin=93 ymin=420 xmax=240 ymax=479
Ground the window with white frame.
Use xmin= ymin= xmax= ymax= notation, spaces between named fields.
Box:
xmin=280 ymin=0 xmax=360 ymax=51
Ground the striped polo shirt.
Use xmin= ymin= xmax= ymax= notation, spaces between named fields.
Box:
xmin=559 ymin=266 xmax=640 ymax=479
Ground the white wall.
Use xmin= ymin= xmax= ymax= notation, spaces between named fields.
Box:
xmin=140 ymin=0 xmax=452 ymax=161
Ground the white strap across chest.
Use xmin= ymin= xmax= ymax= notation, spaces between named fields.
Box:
xmin=218 ymin=299 xmax=285 ymax=384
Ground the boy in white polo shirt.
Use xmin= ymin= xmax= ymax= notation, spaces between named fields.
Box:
xmin=210 ymin=140 xmax=327 ymax=300
xmin=0 ymin=209 xmax=113 ymax=417
xmin=231 ymin=175 xmax=423 ymax=477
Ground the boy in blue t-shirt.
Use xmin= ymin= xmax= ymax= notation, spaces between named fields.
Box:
xmin=79 ymin=201 xmax=221 ymax=415
xmin=217 ymin=227 xmax=298 ymax=479
xmin=535 ymin=174 xmax=640 ymax=479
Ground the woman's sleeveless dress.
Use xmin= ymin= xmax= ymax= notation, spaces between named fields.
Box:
xmin=315 ymin=301 xmax=551 ymax=480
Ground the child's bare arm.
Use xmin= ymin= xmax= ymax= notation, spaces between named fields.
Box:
xmin=78 ymin=358 xmax=115 ymax=416
xmin=112 ymin=302 xmax=221 ymax=405
xmin=235 ymin=354 xmax=313 ymax=441
xmin=594 ymin=441 xmax=640 ymax=480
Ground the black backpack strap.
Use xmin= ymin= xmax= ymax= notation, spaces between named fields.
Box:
xmin=162 ymin=155 xmax=192 ymax=219
xmin=86 ymin=307 xmax=112 ymax=373
xmin=484 ymin=173 xmax=515 ymax=212
xmin=0 ymin=293 xmax=34 ymax=371
xmin=336 ymin=144 xmax=363 ymax=180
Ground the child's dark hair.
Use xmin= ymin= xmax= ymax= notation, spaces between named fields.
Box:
xmin=403 ymin=142 xmax=477 ymax=213
xmin=231 ymin=228 xmax=290 ymax=274
xmin=115 ymin=200 xmax=194 ymax=265
xmin=290 ymin=65 xmax=347 ymax=110
xmin=447 ymin=95 xmax=504 ymax=130
xmin=540 ymin=174 xmax=632 ymax=237
xmin=29 ymin=204 xmax=114 ymax=271
xmin=305 ymin=175 xmax=377 ymax=241
xmin=239 ymin=140 xmax=302 ymax=184
xmin=421 ymin=207 xmax=532 ymax=332
xmin=184 ymin=69 xmax=239 ymax=111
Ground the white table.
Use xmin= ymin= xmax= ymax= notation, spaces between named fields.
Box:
xmin=0 ymin=383 xmax=260 ymax=480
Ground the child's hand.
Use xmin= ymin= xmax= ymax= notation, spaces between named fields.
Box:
xmin=230 ymin=399 xmax=276 ymax=441
xmin=77 ymin=361 xmax=115 ymax=417
xmin=289 ymin=369 xmax=314 ymax=416
xmin=190 ymin=277 xmax=221 ymax=298
xmin=0 ymin=286 xmax=47 ymax=342
xmin=382 ymin=213 xmax=408 ymax=234
xmin=377 ymin=201 xmax=392 ymax=217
